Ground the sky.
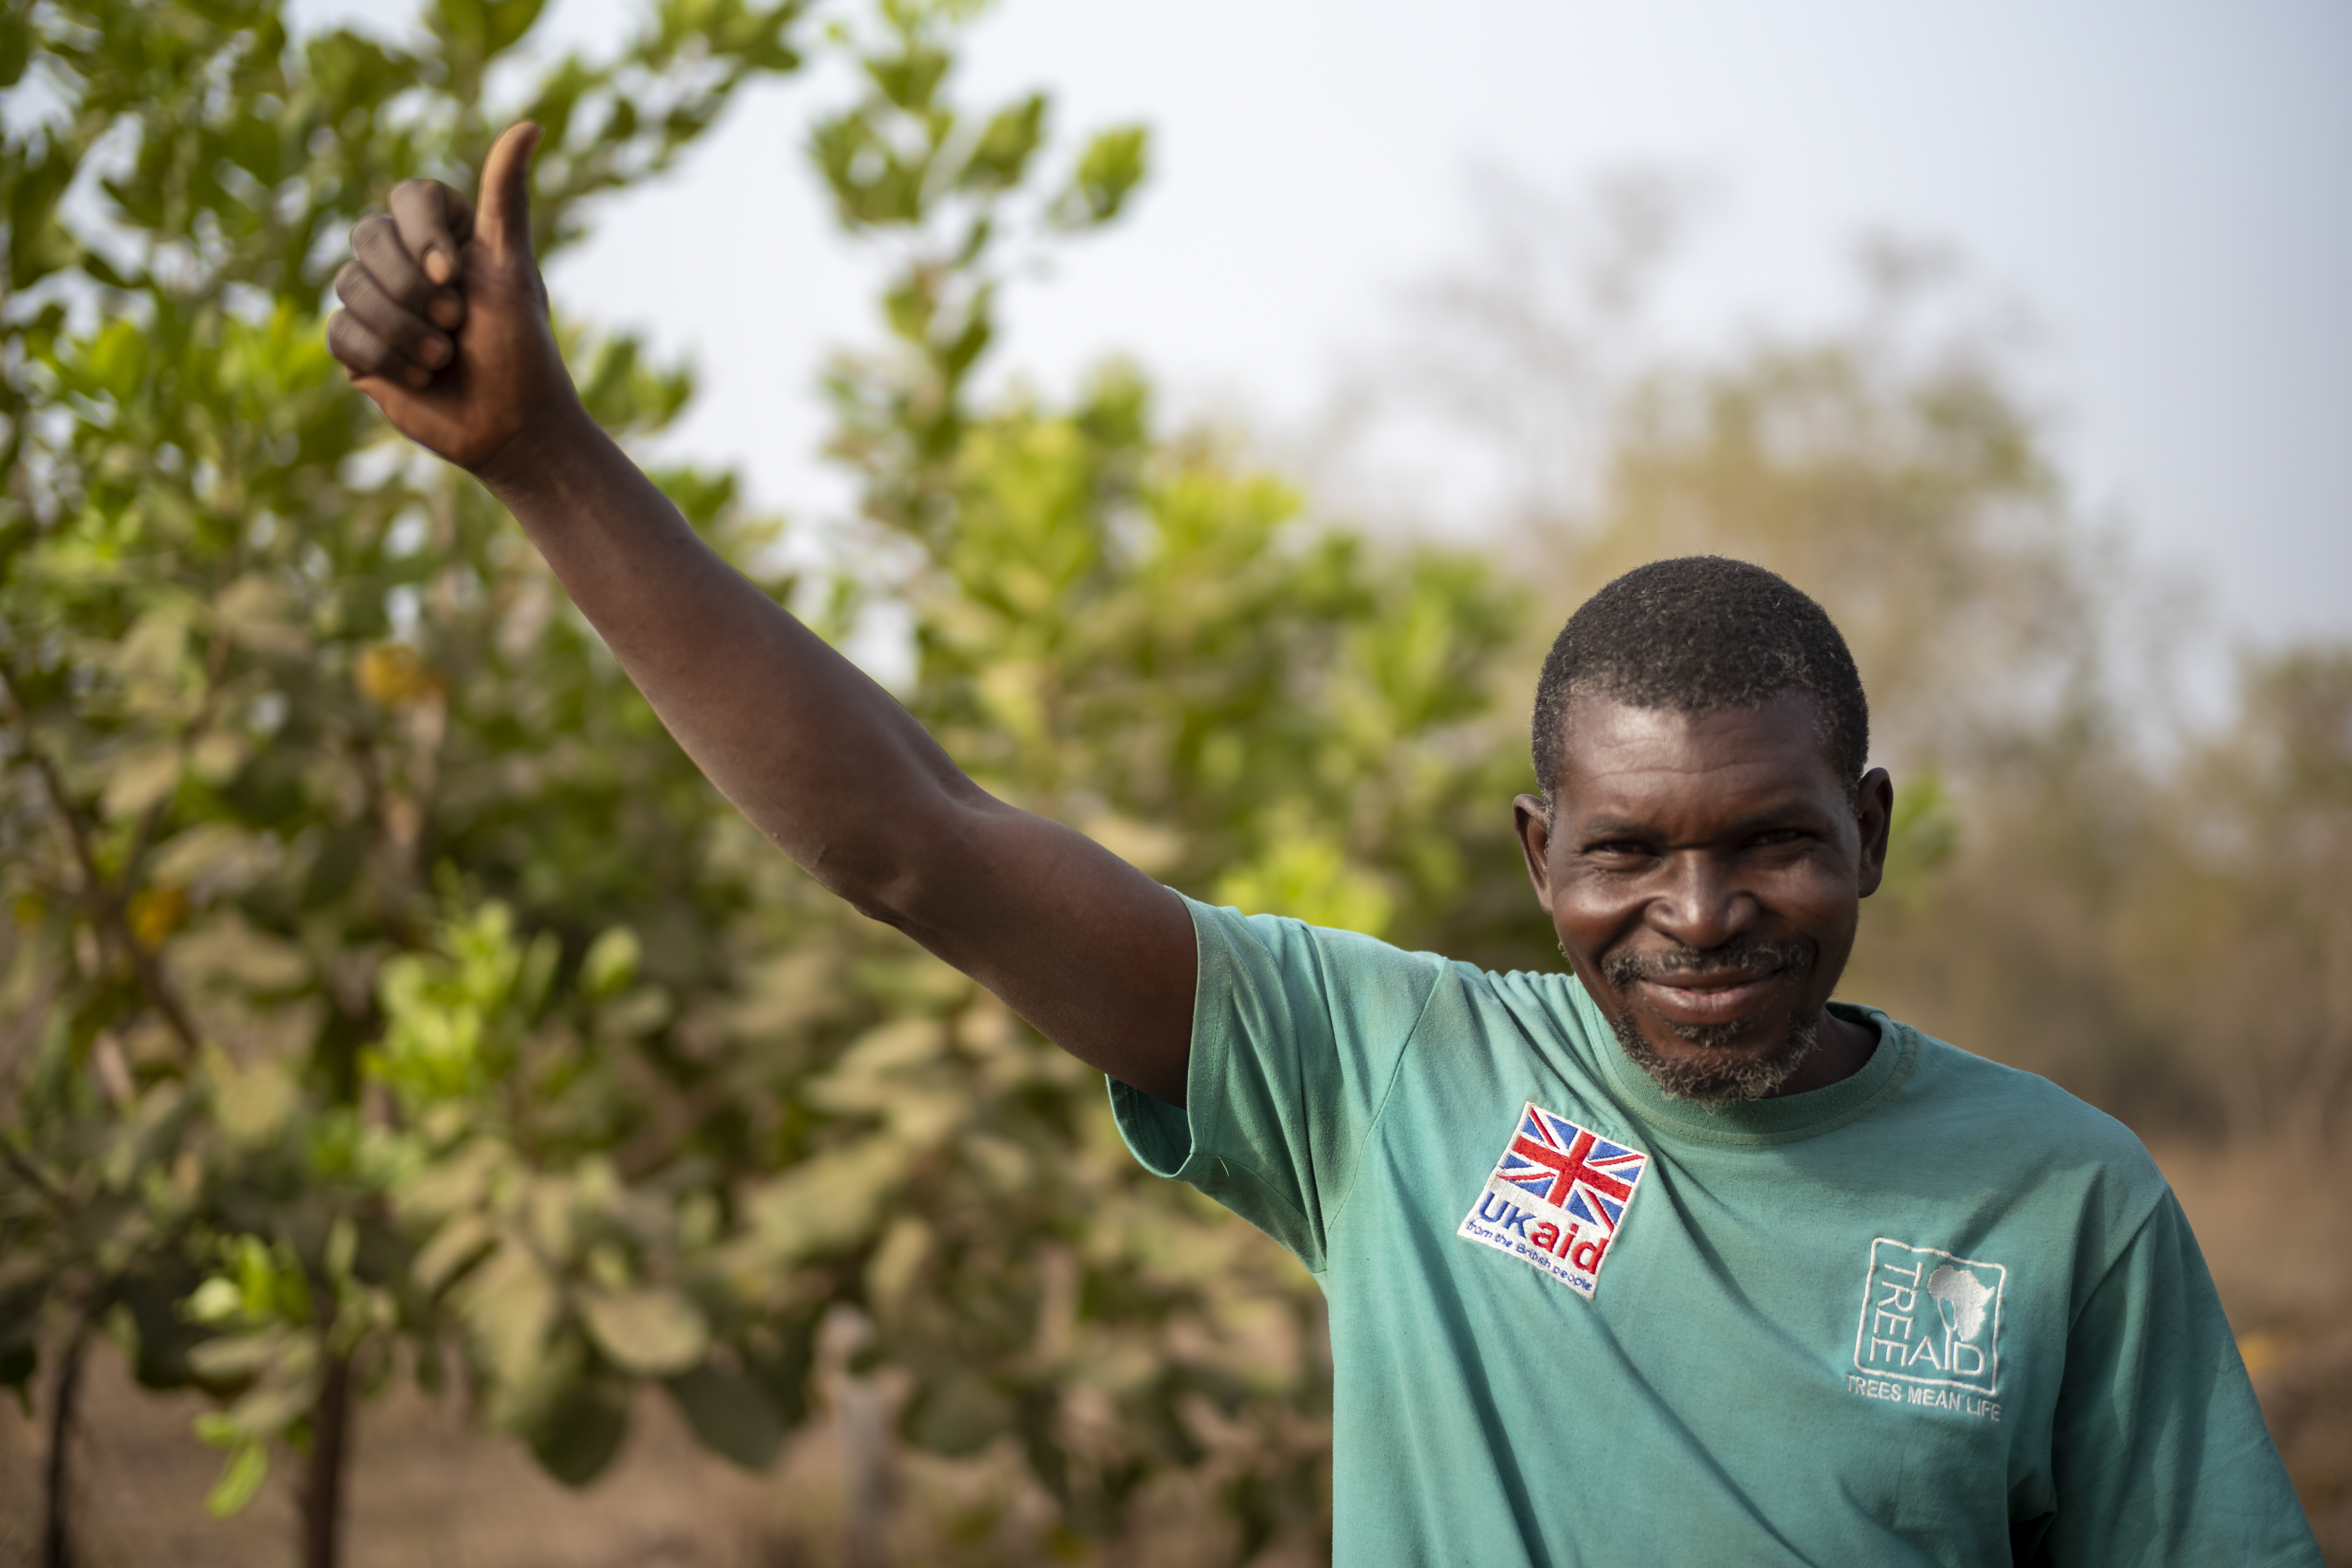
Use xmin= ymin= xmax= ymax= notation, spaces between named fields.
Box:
xmin=302 ymin=0 xmax=2352 ymax=666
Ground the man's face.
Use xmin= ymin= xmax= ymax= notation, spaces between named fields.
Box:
xmin=1513 ymin=691 xmax=1893 ymax=1104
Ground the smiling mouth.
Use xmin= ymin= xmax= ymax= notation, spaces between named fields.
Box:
xmin=1600 ymin=939 xmax=1815 ymax=1040
xmin=1636 ymin=971 xmax=1786 ymax=1026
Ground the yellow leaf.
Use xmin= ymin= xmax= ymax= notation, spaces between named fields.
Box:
xmin=355 ymin=644 xmax=444 ymax=708
xmin=128 ymin=885 xmax=188 ymax=949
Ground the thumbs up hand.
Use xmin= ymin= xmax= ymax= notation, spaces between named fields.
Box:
xmin=327 ymin=123 xmax=581 ymax=478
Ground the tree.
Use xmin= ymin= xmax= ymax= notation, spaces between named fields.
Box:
xmin=2 ymin=0 xmax=812 ymax=1559
xmin=4 ymin=1 xmax=1543 ymax=1561
xmin=2117 ymin=644 xmax=2352 ymax=1149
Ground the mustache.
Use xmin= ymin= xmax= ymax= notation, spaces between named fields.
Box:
xmin=1600 ymin=937 xmax=1816 ymax=991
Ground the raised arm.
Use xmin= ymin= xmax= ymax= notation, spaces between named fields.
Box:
xmin=326 ymin=124 xmax=1194 ymax=1103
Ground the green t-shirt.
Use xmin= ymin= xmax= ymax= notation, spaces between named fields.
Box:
xmin=1111 ymin=898 xmax=2319 ymax=1566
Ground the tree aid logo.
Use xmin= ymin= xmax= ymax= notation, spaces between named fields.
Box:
xmin=1849 ymin=1239 xmax=2006 ymax=1418
xmin=1457 ymin=1101 xmax=1649 ymax=1298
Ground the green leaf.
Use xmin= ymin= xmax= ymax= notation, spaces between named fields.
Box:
xmin=516 ymin=930 xmax=561 ymax=1019
xmin=864 ymin=42 xmax=949 ymax=112
xmin=184 ymin=1278 xmax=246 ymax=1326
xmin=580 ymin=925 xmax=640 ymax=1000
xmin=459 ymin=1245 xmax=560 ymax=1388
xmin=435 ymin=0 xmax=551 ymax=59
xmin=664 ymin=1363 xmax=787 ymax=1469
xmin=119 ymin=1258 xmax=215 ymax=1390
xmin=527 ymin=1370 xmax=631 ymax=1486
xmin=0 ymin=1258 xmax=46 ymax=1358
xmin=810 ymin=113 xmax=927 ymax=228
xmin=7 ymin=146 xmax=80 ymax=290
xmin=0 ymin=11 xmax=31 ymax=89
xmin=1054 ymin=124 xmax=1149 ymax=228
xmin=187 ymin=1333 xmax=277 ymax=1383
xmin=958 ymin=93 xmax=1044 ymax=194
xmin=205 ymin=1442 xmax=270 ymax=1518
xmin=101 ymin=743 xmax=184 ymax=821
xmin=413 ymin=1213 xmax=497 ymax=1295
xmin=905 ymin=1370 xmax=1012 ymax=1457
xmin=207 ymin=1052 xmax=300 ymax=1151
xmin=82 ymin=318 xmax=150 ymax=404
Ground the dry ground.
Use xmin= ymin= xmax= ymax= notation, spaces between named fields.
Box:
xmin=3 ymin=1141 xmax=2344 ymax=1566
xmin=2155 ymin=1139 xmax=2352 ymax=1562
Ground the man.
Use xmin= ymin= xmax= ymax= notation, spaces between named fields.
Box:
xmin=326 ymin=125 xmax=2319 ymax=1564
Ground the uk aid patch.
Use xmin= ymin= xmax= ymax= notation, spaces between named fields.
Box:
xmin=1457 ymin=1102 xmax=1650 ymax=1298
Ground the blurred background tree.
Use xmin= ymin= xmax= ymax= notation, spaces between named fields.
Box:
xmin=4 ymin=0 xmax=2347 ymax=1564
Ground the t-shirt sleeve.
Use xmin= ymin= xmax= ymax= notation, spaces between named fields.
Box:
xmin=2029 ymin=1190 xmax=2321 ymax=1566
xmin=1107 ymin=894 xmax=1447 ymax=1274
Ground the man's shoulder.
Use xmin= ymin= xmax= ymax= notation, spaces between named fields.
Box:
xmin=1181 ymin=895 xmax=1461 ymax=1039
xmin=1885 ymin=1015 xmax=2171 ymax=1212
xmin=1186 ymin=894 xmax=1449 ymax=975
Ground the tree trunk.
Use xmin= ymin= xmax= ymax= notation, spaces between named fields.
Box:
xmin=300 ymin=1351 xmax=353 ymax=1568
xmin=44 ymin=1321 xmax=88 ymax=1568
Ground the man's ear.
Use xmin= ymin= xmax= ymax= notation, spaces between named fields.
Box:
xmin=1854 ymin=767 xmax=1895 ymax=898
xmin=1513 ymin=794 xmax=1555 ymax=905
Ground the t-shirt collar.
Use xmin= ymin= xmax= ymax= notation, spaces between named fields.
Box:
xmin=1579 ymin=991 xmax=1916 ymax=1146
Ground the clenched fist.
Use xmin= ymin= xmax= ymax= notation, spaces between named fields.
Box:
xmin=327 ymin=122 xmax=582 ymax=478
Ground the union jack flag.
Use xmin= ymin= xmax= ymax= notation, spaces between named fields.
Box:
xmin=1492 ymin=1104 xmax=1646 ymax=1234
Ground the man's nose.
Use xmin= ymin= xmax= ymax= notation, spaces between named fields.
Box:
xmin=1646 ymin=852 xmax=1756 ymax=950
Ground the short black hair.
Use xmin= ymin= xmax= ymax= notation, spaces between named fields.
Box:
xmin=1531 ymin=557 xmax=1868 ymax=802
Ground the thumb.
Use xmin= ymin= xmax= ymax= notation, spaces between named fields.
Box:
xmin=475 ymin=121 xmax=545 ymax=267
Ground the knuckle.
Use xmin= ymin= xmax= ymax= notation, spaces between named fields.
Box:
xmin=381 ymin=311 xmax=427 ymax=350
xmin=351 ymin=214 xmax=399 ymax=260
xmin=332 ymin=319 xmax=396 ymax=375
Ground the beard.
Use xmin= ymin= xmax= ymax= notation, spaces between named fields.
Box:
xmin=1598 ymin=938 xmax=1823 ymax=1107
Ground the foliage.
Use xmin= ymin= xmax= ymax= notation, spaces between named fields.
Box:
xmin=1 ymin=0 xmax=815 ymax=1535
xmin=2114 ymin=645 xmax=2352 ymax=1147
xmin=3 ymin=0 xmax=1542 ymax=1560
